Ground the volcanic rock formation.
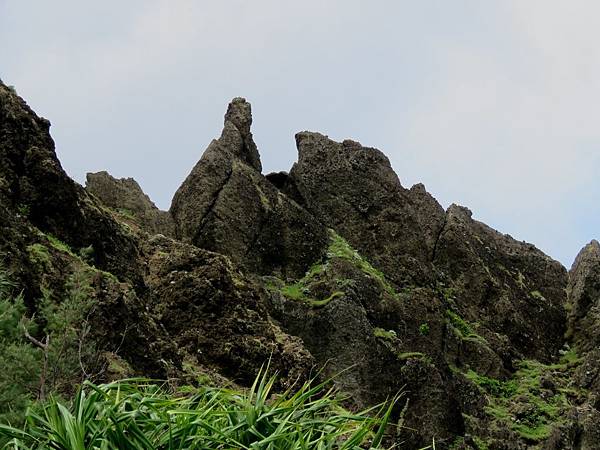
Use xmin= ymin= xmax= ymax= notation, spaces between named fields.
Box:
xmin=85 ymin=171 xmax=175 ymax=237
xmin=3 ymin=80 xmax=600 ymax=448
xmin=169 ymin=97 xmax=328 ymax=279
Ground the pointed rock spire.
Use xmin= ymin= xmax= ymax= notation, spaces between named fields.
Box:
xmin=170 ymin=98 xmax=327 ymax=277
xmin=220 ymin=97 xmax=261 ymax=172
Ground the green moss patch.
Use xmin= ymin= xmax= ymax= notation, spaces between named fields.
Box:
xmin=464 ymin=348 xmax=584 ymax=443
xmin=446 ymin=309 xmax=488 ymax=346
xmin=327 ymin=231 xmax=399 ymax=298
xmin=265 ymin=230 xmax=400 ymax=307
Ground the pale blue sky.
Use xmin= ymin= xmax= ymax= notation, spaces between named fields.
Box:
xmin=1 ymin=1 xmax=599 ymax=267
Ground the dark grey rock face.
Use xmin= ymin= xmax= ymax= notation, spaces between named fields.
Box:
xmin=567 ymin=240 xmax=600 ymax=351
xmin=170 ymin=99 xmax=327 ymax=278
xmin=288 ymin=132 xmax=446 ymax=287
xmin=85 ymin=171 xmax=175 ymax=237
xmin=433 ymin=204 xmax=568 ymax=363
xmin=0 ymin=80 xmax=141 ymax=285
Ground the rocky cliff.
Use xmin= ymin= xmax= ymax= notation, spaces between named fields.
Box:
xmin=2 ymin=80 xmax=600 ymax=449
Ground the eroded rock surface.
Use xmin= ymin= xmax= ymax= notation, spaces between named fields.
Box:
xmin=0 ymin=83 xmax=316 ymax=393
xmin=170 ymin=98 xmax=327 ymax=278
xmin=567 ymin=240 xmax=600 ymax=351
xmin=0 ymin=81 xmax=141 ymax=286
xmin=4 ymin=82 xmax=600 ymax=449
xmin=85 ymin=171 xmax=174 ymax=237
xmin=433 ymin=204 xmax=568 ymax=363
xmin=288 ymin=132 xmax=446 ymax=286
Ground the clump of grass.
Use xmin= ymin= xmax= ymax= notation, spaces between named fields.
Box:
xmin=0 ymin=368 xmax=398 ymax=449
xmin=446 ymin=310 xmax=487 ymax=346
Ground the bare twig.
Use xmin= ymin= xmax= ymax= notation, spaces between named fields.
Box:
xmin=22 ymin=320 xmax=49 ymax=401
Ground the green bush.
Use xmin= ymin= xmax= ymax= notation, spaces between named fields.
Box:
xmin=0 ymin=368 xmax=398 ymax=450
xmin=0 ymin=282 xmax=40 ymax=426
xmin=0 ymin=268 xmax=99 ymax=427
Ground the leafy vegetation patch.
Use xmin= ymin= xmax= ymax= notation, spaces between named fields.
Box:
xmin=0 ymin=279 xmax=39 ymax=426
xmin=373 ymin=327 xmax=397 ymax=341
xmin=115 ymin=207 xmax=136 ymax=220
xmin=0 ymin=369 xmax=397 ymax=449
xmin=45 ymin=234 xmax=75 ymax=257
xmin=26 ymin=244 xmax=51 ymax=269
xmin=529 ymin=290 xmax=545 ymax=301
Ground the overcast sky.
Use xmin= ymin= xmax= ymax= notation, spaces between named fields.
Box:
xmin=1 ymin=1 xmax=599 ymax=267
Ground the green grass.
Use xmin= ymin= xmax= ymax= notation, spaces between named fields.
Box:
xmin=463 ymin=370 xmax=517 ymax=398
xmin=280 ymin=283 xmax=305 ymax=300
xmin=0 ymin=368 xmax=398 ymax=450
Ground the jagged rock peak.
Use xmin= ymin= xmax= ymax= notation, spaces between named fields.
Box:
xmin=289 ymin=130 xmax=446 ymax=285
xmin=566 ymin=239 xmax=600 ymax=351
xmin=225 ymin=97 xmax=252 ymax=135
xmin=571 ymin=239 xmax=600 ymax=272
xmin=85 ymin=171 xmax=175 ymax=237
xmin=169 ymin=99 xmax=327 ymax=277
xmin=220 ymin=97 xmax=261 ymax=172
xmin=446 ymin=203 xmax=473 ymax=219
